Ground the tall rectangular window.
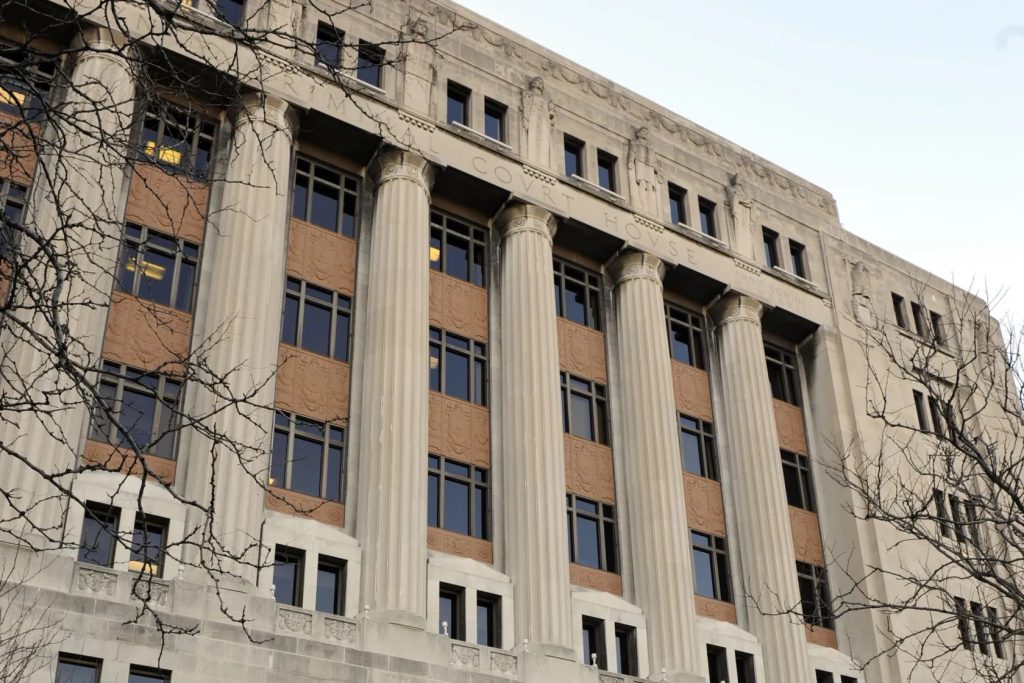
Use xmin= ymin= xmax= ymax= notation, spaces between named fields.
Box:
xmin=781 ymin=450 xmax=816 ymax=511
xmin=790 ymin=240 xmax=807 ymax=279
xmin=954 ymin=597 xmax=970 ymax=649
xmin=439 ymin=583 xmax=465 ymax=640
xmin=698 ymin=197 xmax=717 ymax=237
xmin=212 ymin=0 xmax=245 ymax=27
xmin=567 ymin=494 xmax=618 ymax=572
xmin=90 ymin=362 xmax=182 ymax=460
xmin=292 ymin=156 xmax=359 ymax=238
xmin=691 ymin=531 xmax=732 ymax=602
xmin=892 ymin=293 xmax=908 ymax=329
xmin=665 ymin=303 xmax=705 ymax=368
xmin=128 ymin=514 xmax=168 ymax=576
xmin=429 ymin=211 xmax=488 ymax=287
xmin=56 ymin=654 xmax=102 ymax=683
xmin=270 ymin=411 xmax=346 ymax=501
xmin=928 ymin=395 xmax=945 ymax=437
xmin=314 ymin=22 xmax=343 ymax=68
xmin=564 ymin=135 xmax=584 ymax=178
xmin=128 ymin=667 xmax=170 ymax=683
xmin=78 ymin=503 xmax=120 ymax=567
xmin=614 ymin=624 xmax=638 ymax=676
xmin=933 ymin=488 xmax=952 ymax=539
xmin=765 ymin=345 xmax=799 ymax=405
xmin=706 ymin=645 xmax=728 ymax=683
xmin=816 ymin=672 xmax=835 ymax=683
xmin=948 ymin=495 xmax=968 ymax=545
xmin=596 ymin=150 xmax=617 ymax=191
xmin=679 ymin=414 xmax=717 ymax=480
xmin=429 ymin=328 xmax=488 ymax=406
xmin=138 ymin=102 xmax=216 ymax=180
xmin=987 ymin=606 xmax=1005 ymax=659
xmin=913 ymin=390 xmax=929 ymax=431
xmin=554 ymin=258 xmax=602 ymax=330
xmin=356 ymin=41 xmax=384 ymax=87
xmin=315 ymin=556 xmax=346 ymax=615
xmin=0 ymin=42 xmax=56 ymax=121
xmin=281 ymin=278 xmax=352 ymax=362
xmin=762 ymin=227 xmax=780 ymax=269
xmin=117 ymin=224 xmax=199 ymax=313
xmin=581 ymin=617 xmax=606 ymax=669
xmin=970 ymin=602 xmax=989 ymax=656
xmin=273 ymin=545 xmax=304 ymax=607
xmin=735 ymin=651 xmax=756 ymax=683
xmin=483 ymin=98 xmax=507 ymax=142
xmin=476 ymin=592 xmax=501 ymax=647
xmin=930 ymin=310 xmax=945 ymax=345
xmin=911 ymin=301 xmax=928 ymax=336
xmin=560 ymin=372 xmax=609 ymax=445
xmin=668 ymin=183 xmax=687 ymax=225
xmin=796 ymin=561 xmax=834 ymax=629
xmin=0 ymin=179 xmax=26 ymax=260
xmin=427 ymin=455 xmax=489 ymax=539
xmin=446 ymin=81 xmax=470 ymax=126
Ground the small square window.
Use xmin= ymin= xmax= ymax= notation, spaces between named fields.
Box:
xmin=911 ymin=301 xmax=928 ymax=336
xmin=789 ymin=240 xmax=807 ymax=279
xmin=698 ymin=197 xmax=716 ymax=237
xmin=356 ymin=41 xmax=384 ymax=87
xmin=564 ymin=136 xmax=584 ymax=178
xmin=483 ymin=98 xmax=507 ymax=142
xmin=446 ymin=81 xmax=470 ymax=126
xmin=930 ymin=310 xmax=945 ymax=345
xmin=315 ymin=22 xmax=343 ymax=68
xmin=597 ymin=150 xmax=617 ymax=192
xmin=668 ymin=183 xmax=687 ymax=225
xmin=762 ymin=228 xmax=780 ymax=269
xmin=816 ymin=672 xmax=835 ymax=683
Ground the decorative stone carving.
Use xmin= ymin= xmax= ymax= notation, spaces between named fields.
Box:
xmin=522 ymin=165 xmax=557 ymax=186
xmin=626 ymin=127 xmax=663 ymax=217
xmin=131 ymin=578 xmax=170 ymax=607
xmin=773 ymin=399 xmax=809 ymax=455
xmin=83 ymin=439 xmax=177 ymax=484
xmin=671 ymin=361 xmax=714 ymax=423
xmin=103 ymin=292 xmax=192 ymax=373
xmin=563 ymin=434 xmax=615 ymax=504
xmin=427 ymin=392 xmax=490 ymax=467
xmin=556 ymin=317 xmax=607 ymax=383
xmin=275 ymin=345 xmax=350 ymax=422
xmin=400 ymin=17 xmax=436 ymax=115
xmin=76 ymin=566 xmax=117 ymax=596
xmin=265 ymin=486 xmax=345 ymax=527
xmin=277 ymin=608 xmax=313 ymax=635
xmin=324 ymin=617 xmax=357 ymax=644
xmin=683 ymin=474 xmax=726 ymax=537
xmin=789 ymin=507 xmax=826 ymax=566
xmin=427 ymin=527 xmax=494 ymax=564
xmin=805 ymin=624 xmax=839 ymax=649
xmin=450 ymin=643 xmax=481 ymax=668
xmin=850 ymin=260 xmax=874 ymax=325
xmin=733 ymin=257 xmax=762 ymax=276
xmin=726 ymin=173 xmax=752 ymax=232
xmin=428 ymin=270 xmax=489 ymax=341
xmin=569 ymin=563 xmax=622 ymax=596
xmin=600 ymin=675 xmax=625 ymax=683
xmin=520 ymin=77 xmax=556 ymax=169
xmin=490 ymin=652 xmax=518 ymax=676
xmin=125 ymin=163 xmax=208 ymax=243
xmin=286 ymin=217 xmax=357 ymax=295
xmin=694 ymin=595 xmax=737 ymax=624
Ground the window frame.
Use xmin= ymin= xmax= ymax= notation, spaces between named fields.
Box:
xmin=665 ymin=303 xmax=705 ymax=368
xmin=429 ymin=210 xmax=488 ymax=288
xmin=581 ymin=616 xmax=607 ymax=669
xmin=427 ymin=454 xmax=490 ymax=540
xmin=0 ymin=178 xmax=27 ymax=261
xmin=697 ymin=197 xmax=717 ymax=237
xmin=563 ymin=135 xmax=585 ymax=178
xmin=911 ymin=301 xmax=928 ymax=336
xmin=789 ymin=239 xmax=807 ymax=279
xmin=89 ymin=361 xmax=182 ymax=460
xmin=116 ymin=223 xmax=200 ymax=313
xmin=281 ymin=277 xmax=353 ymax=362
xmin=765 ymin=344 xmax=800 ymax=405
xmin=796 ymin=561 xmax=834 ymax=629
xmin=128 ymin=666 xmax=171 ymax=683
xmin=553 ymin=257 xmax=603 ymax=331
xmin=667 ymin=183 xmax=687 ymax=226
xmin=78 ymin=502 xmax=121 ymax=568
xmin=560 ymin=372 xmax=610 ymax=445
xmin=355 ymin=40 xmax=384 ymax=87
xmin=762 ymin=227 xmax=780 ymax=269
xmin=270 ymin=411 xmax=347 ymax=502
xmin=483 ymin=98 xmax=507 ymax=142
xmin=292 ymin=155 xmax=360 ymax=238
xmin=56 ymin=654 xmax=103 ymax=683
xmin=273 ymin=545 xmax=304 ymax=607
xmin=596 ymin=149 xmax=617 ymax=192
xmin=930 ymin=310 xmax=945 ymax=346
xmin=128 ymin=513 xmax=169 ymax=577
xmin=476 ymin=591 xmax=502 ymax=648
xmin=892 ymin=293 xmax=908 ymax=329
xmin=314 ymin=22 xmax=344 ymax=68
xmin=429 ymin=327 xmax=488 ymax=406
xmin=0 ymin=42 xmax=56 ymax=122
xmin=781 ymin=450 xmax=816 ymax=512
xmin=137 ymin=101 xmax=216 ymax=180
xmin=446 ymin=81 xmax=471 ymax=126
xmin=678 ymin=413 xmax=718 ymax=480
xmin=691 ymin=530 xmax=732 ymax=602
xmin=315 ymin=555 xmax=347 ymax=616
xmin=614 ymin=623 xmax=638 ymax=676
xmin=439 ymin=583 xmax=466 ymax=640
xmin=566 ymin=494 xmax=618 ymax=572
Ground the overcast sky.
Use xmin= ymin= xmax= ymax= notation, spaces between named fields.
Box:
xmin=454 ymin=0 xmax=1023 ymax=323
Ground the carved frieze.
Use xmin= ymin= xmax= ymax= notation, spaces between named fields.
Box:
xmin=490 ymin=652 xmax=518 ymax=676
xmin=427 ymin=527 xmax=493 ymax=564
xmin=265 ymin=486 xmax=346 ymax=527
xmin=428 ymin=270 xmax=489 ymax=341
xmin=125 ymin=163 xmax=208 ymax=243
xmin=569 ymin=563 xmax=622 ymax=596
xmin=131 ymin=578 xmax=170 ymax=607
xmin=773 ymin=399 xmax=808 ymax=455
xmin=564 ymin=434 xmax=615 ymax=504
xmin=103 ymin=292 xmax=192 ymax=373
xmin=324 ymin=617 xmax=357 ymax=644
xmin=789 ymin=507 xmax=825 ymax=566
xmin=277 ymin=607 xmax=313 ymax=635
xmin=82 ymin=439 xmax=177 ymax=484
xmin=286 ymin=217 xmax=357 ymax=295
xmin=672 ymin=361 xmax=714 ymax=423
xmin=75 ymin=566 xmax=117 ymax=596
xmin=694 ymin=595 xmax=737 ymax=624
xmin=450 ymin=643 xmax=481 ymax=668
xmin=428 ymin=392 xmax=490 ymax=467
xmin=557 ymin=318 xmax=607 ymax=383
xmin=683 ymin=473 xmax=726 ymax=537
xmin=275 ymin=345 xmax=350 ymax=423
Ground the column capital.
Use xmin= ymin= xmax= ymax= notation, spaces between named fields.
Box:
xmin=496 ymin=202 xmax=557 ymax=242
xmin=371 ymin=147 xmax=435 ymax=195
xmin=236 ymin=92 xmax=299 ymax=136
xmin=610 ymin=250 xmax=664 ymax=287
xmin=710 ymin=292 xmax=763 ymax=327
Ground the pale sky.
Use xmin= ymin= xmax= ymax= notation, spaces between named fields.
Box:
xmin=454 ymin=0 xmax=1024 ymax=324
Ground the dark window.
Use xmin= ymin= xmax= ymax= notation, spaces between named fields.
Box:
xmin=484 ymin=98 xmax=507 ymax=142
xmin=736 ymin=651 xmax=757 ymax=683
xmin=988 ymin=606 xmax=1005 ymax=659
xmin=129 ymin=514 xmax=168 ymax=577
xmin=691 ymin=531 xmax=731 ymax=602
xmin=273 ymin=545 xmax=303 ymax=607
xmin=841 ymin=678 xmax=857 ymax=683
xmin=128 ymin=667 xmax=170 ymax=683
xmin=927 ymin=396 xmax=945 ymax=437
xmin=356 ymin=41 xmax=384 ymax=87
xmin=948 ymin=495 xmax=968 ymax=545
xmin=567 ymin=494 xmax=618 ymax=572
xmin=762 ymin=227 xmax=780 ymax=269
xmin=913 ymin=390 xmax=929 ymax=431
xmin=0 ymin=179 xmax=28 ymax=260
xmin=439 ymin=583 xmax=465 ymax=640
xmin=553 ymin=257 xmax=602 ymax=330
xmin=816 ymin=672 xmax=835 ymax=683
xmin=665 ymin=303 xmax=705 ymax=368
xmin=911 ymin=301 xmax=928 ymax=336
xmin=117 ymin=224 xmax=199 ymax=313
xmin=281 ymin=278 xmax=352 ymax=361
xmin=212 ymin=0 xmax=245 ymax=27
xmin=0 ymin=42 xmax=56 ymax=122
xmin=138 ymin=102 xmax=216 ymax=180
xmin=596 ymin=150 xmax=617 ymax=191
xmin=315 ymin=556 xmax=346 ymax=615
xmin=933 ymin=489 xmax=952 ymax=539
xmin=796 ymin=561 xmax=834 ymax=629
xmin=564 ymin=136 xmax=584 ymax=178
xmin=581 ymin=617 xmax=606 ymax=669
xmin=430 ymin=211 xmax=488 ymax=287
xmin=765 ymin=345 xmax=799 ymax=405
xmin=892 ymin=293 xmax=907 ymax=328
xmin=314 ymin=22 xmax=343 ymax=68
xmin=271 ymin=411 xmax=346 ymax=501
xmin=668 ymin=183 xmax=687 ymax=225
xmin=560 ymin=372 xmax=609 ymax=445
xmin=954 ymin=597 xmax=970 ymax=650
xmin=446 ymin=81 xmax=470 ymax=126
xmin=614 ymin=623 xmax=638 ymax=676
xmin=964 ymin=499 xmax=983 ymax=547
xmin=427 ymin=455 xmax=489 ymax=539
xmin=78 ymin=503 xmax=120 ymax=567
xmin=930 ymin=311 xmax=945 ymax=345
xmin=430 ymin=328 xmax=488 ymax=406
xmin=89 ymin=362 xmax=182 ymax=459
xmin=292 ymin=156 xmax=359 ymax=237
xmin=706 ymin=645 xmax=728 ymax=683
xmin=679 ymin=414 xmax=717 ymax=480
xmin=781 ymin=450 xmax=816 ymax=511
xmin=56 ymin=654 xmax=102 ymax=683
xmin=971 ymin=602 xmax=989 ymax=656
xmin=698 ymin=197 xmax=717 ymax=237
xmin=476 ymin=592 xmax=501 ymax=647
xmin=790 ymin=240 xmax=807 ymax=279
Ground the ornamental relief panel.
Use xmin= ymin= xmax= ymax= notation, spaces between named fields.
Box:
xmin=427 ymin=527 xmax=493 ymax=564
xmin=557 ymin=318 xmax=607 ymax=383
xmin=569 ymin=563 xmax=622 ymax=595
xmin=774 ymin=399 xmax=808 ymax=454
xmin=694 ymin=595 xmax=737 ymax=624
xmin=683 ymin=474 xmax=726 ymax=537
xmin=125 ymin=163 xmax=208 ymax=243
xmin=0 ymin=114 xmax=37 ymax=185
xmin=265 ymin=486 xmax=346 ymax=527
xmin=286 ymin=218 xmax=356 ymax=295
xmin=789 ymin=506 xmax=825 ymax=566
xmin=672 ymin=362 xmax=714 ymax=423
xmin=82 ymin=439 xmax=177 ymax=484
xmin=428 ymin=392 xmax=490 ymax=467
xmin=103 ymin=292 xmax=192 ymax=373
xmin=429 ymin=270 xmax=489 ymax=341
xmin=275 ymin=345 xmax=350 ymax=423
xmin=805 ymin=624 xmax=838 ymax=649
xmin=563 ymin=434 xmax=615 ymax=504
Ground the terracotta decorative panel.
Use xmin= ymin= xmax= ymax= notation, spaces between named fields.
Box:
xmin=805 ymin=624 xmax=838 ymax=649
xmin=428 ymin=392 xmax=490 ymax=467
xmin=672 ymin=362 xmax=714 ymax=422
xmin=789 ymin=507 xmax=825 ymax=566
xmin=0 ymin=114 xmax=39 ymax=185
xmin=694 ymin=595 xmax=737 ymax=623
xmin=429 ymin=270 xmax=489 ymax=342
xmin=569 ymin=563 xmax=622 ymax=595
xmin=286 ymin=218 xmax=356 ymax=295
xmin=774 ymin=399 xmax=808 ymax=455
xmin=82 ymin=439 xmax=176 ymax=484
xmin=0 ymin=260 xmax=9 ymax=306
xmin=103 ymin=292 xmax=192 ymax=372
xmin=265 ymin=486 xmax=345 ymax=527
xmin=124 ymin=163 xmax=208 ymax=243
xmin=427 ymin=527 xmax=493 ymax=564
xmin=557 ymin=318 xmax=607 ymax=383
xmin=683 ymin=474 xmax=726 ymax=537
xmin=564 ymin=434 xmax=615 ymax=504
xmin=276 ymin=345 xmax=350 ymax=423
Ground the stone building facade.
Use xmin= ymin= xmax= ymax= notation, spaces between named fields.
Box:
xmin=0 ymin=1 xmax=1012 ymax=682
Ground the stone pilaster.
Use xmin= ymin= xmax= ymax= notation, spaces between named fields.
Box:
xmin=354 ymin=149 xmax=434 ymax=619
xmin=710 ymin=293 xmax=812 ymax=683
xmin=609 ymin=251 xmax=702 ymax=681
xmin=180 ymin=93 xmax=296 ymax=582
xmin=496 ymin=203 xmax=573 ymax=650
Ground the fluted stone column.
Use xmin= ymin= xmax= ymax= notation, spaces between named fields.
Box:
xmin=496 ymin=203 xmax=574 ymax=650
xmin=710 ymin=293 xmax=812 ymax=683
xmin=0 ymin=27 xmax=135 ymax=537
xmin=354 ymin=149 xmax=434 ymax=619
xmin=610 ymin=252 xmax=702 ymax=682
xmin=181 ymin=93 xmax=295 ymax=582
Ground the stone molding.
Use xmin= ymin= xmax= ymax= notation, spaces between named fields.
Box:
xmin=774 ymin=399 xmax=809 ymax=455
xmin=286 ymin=217 xmax=357 ymax=296
xmin=682 ymin=474 xmax=726 ymax=538
xmin=265 ymin=486 xmax=346 ymax=527
xmin=427 ymin=527 xmax=494 ymax=564
xmin=569 ymin=563 xmax=623 ymax=595
xmin=563 ymin=434 xmax=615 ymax=504
xmin=710 ymin=292 xmax=763 ymax=328
xmin=671 ymin=362 xmax=714 ymax=423
xmin=428 ymin=269 xmax=489 ymax=341
xmin=428 ymin=392 xmax=490 ymax=468
xmin=82 ymin=439 xmax=177 ymax=484
xmin=496 ymin=202 xmax=557 ymax=242
xmin=694 ymin=595 xmax=737 ymax=624
xmin=371 ymin=148 xmax=435 ymax=195
xmin=557 ymin=317 xmax=607 ymax=384
xmin=275 ymin=345 xmax=350 ymax=423
xmin=609 ymin=250 xmax=665 ymax=287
